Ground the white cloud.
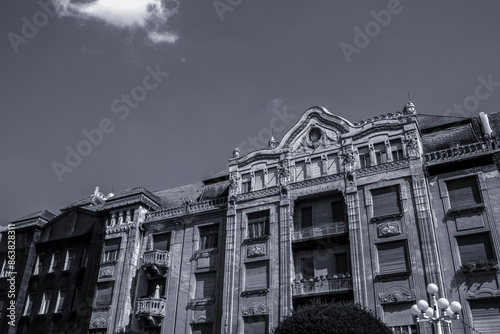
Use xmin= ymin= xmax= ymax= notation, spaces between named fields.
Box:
xmin=53 ymin=0 xmax=179 ymax=44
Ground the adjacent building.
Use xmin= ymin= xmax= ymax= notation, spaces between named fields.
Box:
xmin=1 ymin=103 xmax=500 ymax=334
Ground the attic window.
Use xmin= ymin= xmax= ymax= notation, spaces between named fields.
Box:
xmin=309 ymin=128 xmax=321 ymax=142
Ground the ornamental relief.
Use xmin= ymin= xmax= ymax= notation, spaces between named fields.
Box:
xmin=291 ymin=126 xmax=340 ymax=155
xmin=377 ymin=222 xmax=401 ymax=238
xmin=99 ymin=265 xmax=115 ymax=278
xmin=241 ymin=302 xmax=269 ymax=317
xmin=247 ymin=244 xmax=266 ymax=258
xmin=89 ymin=317 xmax=107 ymax=329
xmin=378 ymin=288 xmax=415 ymax=303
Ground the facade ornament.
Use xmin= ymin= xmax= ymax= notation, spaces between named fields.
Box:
xmin=99 ymin=265 xmax=115 ymax=278
xmin=377 ymin=222 xmax=401 ymax=238
xmin=379 ymin=288 xmax=414 ymax=303
xmin=403 ymin=101 xmax=416 ymax=114
xmin=247 ymin=244 xmax=266 ymax=257
xmin=404 ymin=131 xmax=420 ymax=159
xmin=232 ymin=147 xmax=240 ymax=159
xmin=278 ymin=159 xmax=290 ymax=187
xmin=268 ymin=136 xmax=279 ymax=149
xmin=89 ymin=317 xmax=107 ymax=329
xmin=241 ymin=303 xmax=269 ymax=316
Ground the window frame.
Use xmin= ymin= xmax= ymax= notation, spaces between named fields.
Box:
xmin=63 ymin=249 xmax=75 ymax=271
xmin=55 ymin=290 xmax=67 ymax=313
xmin=39 ymin=291 xmax=51 ymax=315
xmin=376 ymin=240 xmax=410 ymax=276
xmin=49 ymin=251 xmax=60 ymax=273
xmin=247 ymin=211 xmax=270 ymax=239
xmin=198 ymin=225 xmax=219 ymax=251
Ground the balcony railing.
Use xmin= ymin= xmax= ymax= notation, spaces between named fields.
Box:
xmin=292 ymin=222 xmax=347 ymax=241
xmin=136 ymin=297 xmax=166 ymax=317
xmin=423 ymin=142 xmax=492 ymax=165
xmin=146 ymin=197 xmax=227 ymax=221
xmin=292 ymin=276 xmax=352 ymax=296
xmin=143 ymin=250 xmax=171 ymax=268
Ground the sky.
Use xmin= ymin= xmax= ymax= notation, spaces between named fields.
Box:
xmin=1 ymin=0 xmax=500 ymax=227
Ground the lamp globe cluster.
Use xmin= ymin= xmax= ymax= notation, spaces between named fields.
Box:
xmin=410 ymin=283 xmax=462 ymax=327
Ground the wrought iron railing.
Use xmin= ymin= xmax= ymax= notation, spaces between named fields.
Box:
xmin=292 ymin=276 xmax=352 ymax=296
xmin=292 ymin=222 xmax=347 ymax=241
xmin=146 ymin=198 xmax=227 ymax=221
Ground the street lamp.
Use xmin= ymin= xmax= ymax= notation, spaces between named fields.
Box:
xmin=410 ymin=283 xmax=462 ymax=334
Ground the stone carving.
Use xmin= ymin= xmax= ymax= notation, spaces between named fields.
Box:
xmin=404 ymin=132 xmax=420 ymax=159
xmin=241 ymin=303 xmax=269 ymax=316
xmin=379 ymin=288 xmax=414 ymax=303
xmin=99 ymin=265 xmax=114 ymax=278
xmin=343 ymin=147 xmax=356 ymax=165
xmin=247 ymin=244 xmax=266 ymax=258
xmin=377 ymin=222 xmax=401 ymax=238
xmin=89 ymin=317 xmax=107 ymax=328
xmin=268 ymin=136 xmax=279 ymax=148
xmin=232 ymin=147 xmax=240 ymax=158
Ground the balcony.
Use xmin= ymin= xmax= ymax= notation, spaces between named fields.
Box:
xmin=292 ymin=221 xmax=347 ymax=242
xmin=292 ymin=275 xmax=353 ymax=297
xmin=423 ymin=142 xmax=494 ymax=166
xmin=142 ymin=250 xmax=171 ymax=279
xmin=136 ymin=297 xmax=166 ymax=325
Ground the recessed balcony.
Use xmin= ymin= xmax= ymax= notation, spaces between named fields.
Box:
xmin=292 ymin=221 xmax=347 ymax=242
xmin=142 ymin=250 xmax=171 ymax=278
xmin=136 ymin=297 xmax=166 ymax=325
xmin=292 ymin=275 xmax=353 ymax=297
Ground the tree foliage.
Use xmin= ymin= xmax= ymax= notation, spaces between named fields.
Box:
xmin=273 ymin=301 xmax=393 ymax=334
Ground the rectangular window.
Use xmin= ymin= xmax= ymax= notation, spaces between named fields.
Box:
xmin=33 ymin=254 xmax=45 ymax=275
xmin=199 ymin=225 xmax=218 ymax=250
xmin=0 ymin=259 xmax=7 ymax=277
xmin=254 ymin=170 xmax=264 ymax=191
xmin=377 ymin=240 xmax=409 ymax=274
xmin=244 ymin=316 xmax=268 ymax=334
xmin=153 ymin=233 xmax=171 ymax=251
xmin=39 ymin=291 xmax=51 ymax=314
xmin=248 ymin=210 xmax=270 ymax=239
xmin=241 ymin=173 xmax=251 ymax=193
xmin=55 ymin=290 xmax=66 ymax=313
xmin=301 ymin=207 xmax=313 ymax=229
xmin=148 ymin=278 xmax=166 ymax=297
xmin=192 ymin=323 xmax=213 ymax=334
xmin=331 ymin=201 xmax=346 ymax=223
xmin=72 ymin=287 xmax=81 ymax=311
xmin=267 ymin=167 xmax=277 ymax=187
xmin=23 ymin=294 xmax=35 ymax=316
xmin=371 ymin=186 xmax=401 ymax=217
xmin=64 ymin=250 xmax=75 ymax=271
xmin=245 ymin=261 xmax=269 ymax=291
xmin=391 ymin=139 xmax=403 ymax=161
xmin=194 ymin=272 xmax=216 ymax=300
xmin=95 ymin=282 xmax=114 ymax=307
xmin=311 ymin=157 xmax=322 ymax=178
xmin=358 ymin=146 xmax=370 ymax=168
xmin=335 ymin=253 xmax=349 ymax=274
xmin=327 ymin=154 xmax=338 ymax=174
xmin=49 ymin=252 xmax=60 ymax=273
xmin=102 ymin=238 xmax=120 ymax=263
xmin=295 ymin=161 xmax=306 ymax=182
xmin=81 ymin=246 xmax=89 ymax=268
xmin=470 ymin=299 xmax=500 ymax=334
xmin=374 ymin=143 xmax=387 ymax=164
xmin=457 ymin=233 xmax=495 ymax=264
xmin=447 ymin=176 xmax=482 ymax=210
xmin=301 ymin=257 xmax=314 ymax=279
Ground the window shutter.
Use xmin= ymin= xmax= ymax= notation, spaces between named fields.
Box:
xmin=105 ymin=238 xmax=121 ymax=251
xmin=295 ymin=162 xmax=305 ymax=181
xmin=301 ymin=207 xmax=313 ymax=228
xmin=195 ymin=272 xmax=216 ymax=299
xmin=335 ymin=253 xmax=349 ymax=274
xmin=331 ymin=201 xmax=345 ymax=222
xmin=457 ymin=234 xmax=494 ymax=264
xmin=245 ymin=261 xmax=268 ymax=290
xmin=470 ymin=299 xmax=500 ymax=334
xmin=96 ymin=282 xmax=113 ymax=307
xmin=372 ymin=186 xmax=401 ymax=217
xmin=153 ymin=233 xmax=171 ymax=250
xmin=327 ymin=154 xmax=338 ymax=174
xmin=311 ymin=157 xmax=322 ymax=178
xmin=447 ymin=176 xmax=482 ymax=209
xmin=267 ymin=168 xmax=277 ymax=187
xmin=244 ymin=316 xmax=268 ymax=334
xmin=378 ymin=241 xmax=408 ymax=273
xmin=254 ymin=171 xmax=264 ymax=190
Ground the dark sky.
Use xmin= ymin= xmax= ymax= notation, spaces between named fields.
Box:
xmin=1 ymin=0 xmax=500 ymax=227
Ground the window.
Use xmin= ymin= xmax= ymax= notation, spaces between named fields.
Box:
xmin=267 ymin=167 xmax=277 ymax=187
xmin=295 ymin=161 xmax=306 ymax=182
xmin=377 ymin=240 xmax=409 ymax=274
xmin=241 ymin=173 xmax=251 ymax=193
xmin=335 ymin=253 xmax=349 ymax=274
xmin=153 ymin=233 xmax=171 ymax=251
xmin=72 ymin=287 xmax=81 ymax=311
xmin=39 ymin=291 xmax=51 ymax=314
xmin=245 ymin=261 xmax=269 ymax=291
xmin=81 ymin=246 xmax=89 ymax=268
xmin=148 ymin=278 xmax=166 ymax=297
xmin=358 ymin=146 xmax=370 ymax=168
xmin=0 ymin=259 xmax=7 ymax=277
xmin=102 ymin=238 xmax=120 ymax=263
xmin=327 ymin=154 xmax=338 ymax=174
xmin=331 ymin=201 xmax=346 ymax=223
xmin=199 ymin=225 xmax=218 ymax=250
xmin=55 ymin=290 xmax=66 ymax=313
xmin=301 ymin=257 xmax=314 ymax=279
xmin=447 ymin=176 xmax=482 ymax=210
xmin=248 ymin=211 xmax=270 ymax=239
xmin=192 ymin=323 xmax=213 ymax=334
xmin=371 ymin=186 xmax=401 ymax=217
xmin=254 ymin=170 xmax=264 ymax=191
xmin=244 ymin=316 xmax=268 ymax=334
xmin=311 ymin=157 xmax=322 ymax=178
xmin=391 ymin=139 xmax=403 ymax=161
xmin=49 ymin=252 xmax=60 ymax=273
xmin=33 ymin=254 xmax=44 ymax=275
xmin=23 ymin=294 xmax=35 ymax=316
xmin=457 ymin=233 xmax=495 ymax=265
xmin=64 ymin=250 xmax=75 ymax=271
xmin=374 ymin=143 xmax=387 ymax=164
xmin=470 ymin=299 xmax=500 ymax=334
xmin=194 ymin=272 xmax=216 ymax=300
xmin=95 ymin=282 xmax=114 ymax=307
xmin=301 ymin=207 xmax=313 ymax=229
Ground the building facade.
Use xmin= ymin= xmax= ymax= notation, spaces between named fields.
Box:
xmin=1 ymin=103 xmax=500 ymax=334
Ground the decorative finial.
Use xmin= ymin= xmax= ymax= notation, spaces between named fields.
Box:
xmin=232 ymin=147 xmax=240 ymax=158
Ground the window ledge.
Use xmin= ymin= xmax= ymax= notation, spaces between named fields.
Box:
xmin=100 ymin=260 xmax=118 ymax=265
xmin=371 ymin=213 xmax=404 ymax=223
xmin=458 ymin=262 xmax=498 ymax=274
xmin=243 ymin=236 xmax=270 ymax=244
xmin=448 ymin=204 xmax=485 ymax=215
xmin=241 ymin=288 xmax=269 ymax=296
xmin=375 ymin=270 xmax=411 ymax=279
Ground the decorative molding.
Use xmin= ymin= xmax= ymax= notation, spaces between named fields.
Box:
xmin=236 ymin=187 xmax=280 ymax=202
xmin=247 ymin=244 xmax=266 ymax=258
xmin=288 ymin=173 xmax=343 ymax=190
xmin=106 ymin=221 xmax=136 ymax=234
xmin=371 ymin=213 xmax=404 ymax=224
xmin=89 ymin=317 xmax=107 ymax=329
xmin=241 ymin=289 xmax=269 ymax=297
xmin=241 ymin=302 xmax=269 ymax=317
xmin=99 ymin=264 xmax=115 ymax=278
xmin=356 ymin=159 xmax=410 ymax=176
xmin=377 ymin=222 xmax=402 ymax=238
xmin=378 ymin=288 xmax=415 ymax=304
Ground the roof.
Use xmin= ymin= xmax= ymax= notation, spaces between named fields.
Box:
xmin=106 ymin=187 xmax=162 ymax=205
xmin=12 ymin=210 xmax=56 ymax=224
xmin=153 ymin=182 xmax=205 ymax=208
xmin=416 ymin=114 xmax=470 ymax=131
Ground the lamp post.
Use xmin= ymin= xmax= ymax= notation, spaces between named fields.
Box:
xmin=410 ymin=283 xmax=462 ymax=334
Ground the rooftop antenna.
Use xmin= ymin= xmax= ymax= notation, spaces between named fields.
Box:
xmin=408 ymin=91 xmax=411 ymax=101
